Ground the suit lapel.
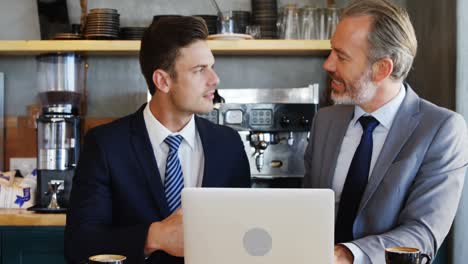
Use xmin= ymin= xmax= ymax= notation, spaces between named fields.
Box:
xmin=321 ymin=106 xmax=354 ymax=188
xmin=358 ymin=85 xmax=422 ymax=213
xmin=196 ymin=117 xmax=217 ymax=187
xmin=130 ymin=104 xmax=170 ymax=218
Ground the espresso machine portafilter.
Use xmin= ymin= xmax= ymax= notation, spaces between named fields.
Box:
xmin=198 ymin=85 xmax=319 ymax=188
xmin=32 ymin=53 xmax=84 ymax=211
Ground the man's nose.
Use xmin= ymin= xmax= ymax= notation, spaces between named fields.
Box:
xmin=323 ymin=52 xmax=336 ymax=72
xmin=208 ymin=68 xmax=220 ymax=87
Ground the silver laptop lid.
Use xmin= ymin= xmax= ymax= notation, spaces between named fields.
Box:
xmin=182 ymin=188 xmax=334 ymax=264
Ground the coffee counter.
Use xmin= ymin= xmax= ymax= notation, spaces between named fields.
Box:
xmin=0 ymin=209 xmax=66 ymax=226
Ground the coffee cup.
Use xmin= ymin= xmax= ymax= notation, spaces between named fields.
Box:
xmin=88 ymin=254 xmax=126 ymax=264
xmin=385 ymin=247 xmax=431 ymax=264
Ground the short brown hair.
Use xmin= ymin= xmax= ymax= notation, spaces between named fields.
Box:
xmin=341 ymin=0 xmax=417 ymax=80
xmin=139 ymin=16 xmax=208 ymax=95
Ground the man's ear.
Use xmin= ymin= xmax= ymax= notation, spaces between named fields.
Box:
xmin=152 ymin=69 xmax=171 ymax=93
xmin=372 ymin=57 xmax=394 ymax=83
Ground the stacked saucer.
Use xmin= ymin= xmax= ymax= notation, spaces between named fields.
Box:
xmin=84 ymin=8 xmax=120 ymax=39
xmin=120 ymin=27 xmax=147 ymax=40
xmin=52 ymin=33 xmax=83 ymax=40
xmin=251 ymin=0 xmax=278 ymax=38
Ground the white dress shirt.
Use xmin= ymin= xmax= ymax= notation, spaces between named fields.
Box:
xmin=332 ymin=85 xmax=406 ymax=263
xmin=143 ymin=104 xmax=205 ymax=188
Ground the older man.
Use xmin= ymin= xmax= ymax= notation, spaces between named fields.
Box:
xmin=303 ymin=0 xmax=468 ymax=263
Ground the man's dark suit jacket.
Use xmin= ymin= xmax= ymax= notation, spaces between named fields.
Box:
xmin=64 ymin=104 xmax=251 ymax=264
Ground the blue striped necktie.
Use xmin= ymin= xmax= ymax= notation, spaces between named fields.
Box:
xmin=164 ymin=135 xmax=184 ymax=213
xmin=335 ymin=116 xmax=379 ymax=243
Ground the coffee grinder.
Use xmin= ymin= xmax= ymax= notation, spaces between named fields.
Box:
xmin=33 ymin=53 xmax=84 ymax=211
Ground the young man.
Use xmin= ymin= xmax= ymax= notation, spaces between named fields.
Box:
xmin=65 ymin=16 xmax=251 ymax=264
xmin=303 ymin=0 xmax=468 ymax=263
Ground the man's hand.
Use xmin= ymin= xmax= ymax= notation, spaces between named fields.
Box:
xmin=334 ymin=244 xmax=354 ymax=264
xmin=144 ymin=209 xmax=184 ymax=257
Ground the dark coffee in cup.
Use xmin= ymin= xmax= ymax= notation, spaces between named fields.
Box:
xmin=385 ymin=247 xmax=431 ymax=264
xmin=88 ymin=254 xmax=126 ymax=264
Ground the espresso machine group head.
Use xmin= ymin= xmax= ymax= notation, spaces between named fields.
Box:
xmin=32 ymin=53 xmax=85 ymax=211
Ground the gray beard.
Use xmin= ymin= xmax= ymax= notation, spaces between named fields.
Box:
xmin=331 ymin=69 xmax=377 ymax=106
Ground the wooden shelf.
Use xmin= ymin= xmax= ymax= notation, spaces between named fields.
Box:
xmin=0 ymin=40 xmax=331 ymax=56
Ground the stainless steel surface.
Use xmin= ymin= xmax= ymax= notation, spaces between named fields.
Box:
xmin=0 ymin=73 xmax=3 ymax=171
xmin=37 ymin=116 xmax=76 ymax=170
xmin=199 ymin=87 xmax=319 ymax=179
xmin=38 ymin=149 xmax=69 ymax=170
xmin=249 ymin=132 xmax=278 ymax=172
xmin=218 ymin=84 xmax=319 ymax=104
xmin=239 ymin=131 xmax=309 ymax=177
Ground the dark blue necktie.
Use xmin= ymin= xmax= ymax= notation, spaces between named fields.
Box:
xmin=164 ymin=135 xmax=184 ymax=213
xmin=335 ymin=116 xmax=379 ymax=243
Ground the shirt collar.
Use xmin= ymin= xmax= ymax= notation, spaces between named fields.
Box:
xmin=352 ymin=83 xmax=406 ymax=130
xmin=143 ymin=104 xmax=197 ymax=150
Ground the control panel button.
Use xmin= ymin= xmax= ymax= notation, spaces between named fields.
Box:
xmin=301 ymin=116 xmax=310 ymax=128
xmin=225 ymin=109 xmax=243 ymax=124
xmin=280 ymin=116 xmax=291 ymax=127
xmin=250 ymin=109 xmax=273 ymax=125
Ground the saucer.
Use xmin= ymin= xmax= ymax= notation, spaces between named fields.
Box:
xmin=208 ymin=33 xmax=254 ymax=40
xmin=28 ymin=205 xmax=67 ymax=213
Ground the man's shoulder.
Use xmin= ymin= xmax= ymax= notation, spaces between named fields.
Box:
xmin=195 ymin=115 xmax=237 ymax=134
xmin=417 ymin=98 xmax=466 ymax=128
xmin=85 ymin=112 xmax=136 ymax=141
xmin=419 ymin=98 xmax=458 ymax=118
xmin=315 ymin=104 xmax=353 ymax=121
xmin=195 ymin=116 xmax=239 ymax=139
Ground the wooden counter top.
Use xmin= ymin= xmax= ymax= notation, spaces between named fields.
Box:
xmin=0 ymin=209 xmax=66 ymax=226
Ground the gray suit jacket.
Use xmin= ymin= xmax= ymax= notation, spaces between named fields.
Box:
xmin=303 ymin=84 xmax=468 ymax=263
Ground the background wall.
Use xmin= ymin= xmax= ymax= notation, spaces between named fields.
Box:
xmin=407 ymin=0 xmax=456 ymax=110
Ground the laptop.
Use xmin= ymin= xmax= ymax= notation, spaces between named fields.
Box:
xmin=182 ymin=188 xmax=334 ymax=264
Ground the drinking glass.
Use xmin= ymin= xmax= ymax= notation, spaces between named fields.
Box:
xmin=300 ymin=6 xmax=318 ymax=39
xmin=246 ymin=25 xmax=262 ymax=39
xmin=218 ymin=11 xmax=235 ymax=34
xmin=281 ymin=4 xmax=300 ymax=39
xmin=326 ymin=7 xmax=340 ymax=39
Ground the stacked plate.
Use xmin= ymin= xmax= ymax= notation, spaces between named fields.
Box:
xmin=251 ymin=0 xmax=278 ymax=38
xmin=195 ymin=15 xmax=218 ymax=35
xmin=120 ymin=27 xmax=147 ymax=40
xmin=84 ymin=8 xmax=120 ymax=39
xmin=52 ymin=33 xmax=83 ymax=40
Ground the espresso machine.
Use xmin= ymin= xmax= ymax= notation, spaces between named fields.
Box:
xmin=31 ymin=53 xmax=84 ymax=211
xmin=199 ymin=85 xmax=319 ymax=188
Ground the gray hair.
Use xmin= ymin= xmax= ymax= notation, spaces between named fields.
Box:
xmin=341 ymin=0 xmax=418 ymax=80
